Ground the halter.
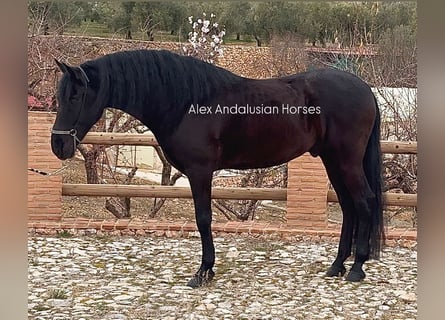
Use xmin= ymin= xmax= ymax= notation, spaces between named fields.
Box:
xmin=51 ymin=66 xmax=90 ymax=155
xmin=50 ymin=128 xmax=81 ymax=155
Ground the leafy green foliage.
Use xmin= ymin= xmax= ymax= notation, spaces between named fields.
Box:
xmin=28 ymin=1 xmax=417 ymax=47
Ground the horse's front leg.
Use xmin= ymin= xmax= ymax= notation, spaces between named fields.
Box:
xmin=186 ymin=168 xmax=215 ymax=288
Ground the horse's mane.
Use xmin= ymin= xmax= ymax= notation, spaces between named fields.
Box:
xmin=81 ymin=49 xmax=242 ymax=131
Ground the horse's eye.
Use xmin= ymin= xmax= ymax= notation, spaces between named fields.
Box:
xmin=69 ymin=95 xmax=80 ymax=103
xmin=69 ymin=88 xmax=82 ymax=103
xmin=69 ymin=92 xmax=86 ymax=106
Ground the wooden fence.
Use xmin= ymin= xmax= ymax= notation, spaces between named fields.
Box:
xmin=81 ymin=132 xmax=418 ymax=154
xmin=63 ymin=132 xmax=417 ymax=207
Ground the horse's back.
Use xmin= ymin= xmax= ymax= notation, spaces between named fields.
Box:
xmin=283 ymin=68 xmax=375 ymax=108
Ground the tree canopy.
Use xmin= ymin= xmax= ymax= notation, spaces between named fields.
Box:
xmin=28 ymin=1 xmax=416 ymax=47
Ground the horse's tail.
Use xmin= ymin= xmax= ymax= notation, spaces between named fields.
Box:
xmin=363 ymin=94 xmax=385 ymax=259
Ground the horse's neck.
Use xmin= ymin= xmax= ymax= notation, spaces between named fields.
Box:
xmin=105 ymin=83 xmax=167 ymax=140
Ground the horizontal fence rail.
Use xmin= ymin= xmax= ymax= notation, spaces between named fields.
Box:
xmin=82 ymin=133 xmax=158 ymax=146
xmin=327 ymin=190 xmax=417 ymax=207
xmin=81 ymin=133 xmax=417 ymax=154
xmin=62 ymin=184 xmax=287 ymax=201
xmin=62 ymin=184 xmax=417 ymax=207
xmin=74 ymin=133 xmax=417 ymax=207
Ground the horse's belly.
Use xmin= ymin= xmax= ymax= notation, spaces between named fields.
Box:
xmin=167 ymin=112 xmax=319 ymax=171
xmin=219 ymin=133 xmax=311 ymax=169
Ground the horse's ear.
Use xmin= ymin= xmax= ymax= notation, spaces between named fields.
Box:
xmin=54 ymin=59 xmax=84 ymax=83
xmin=54 ymin=59 xmax=70 ymax=73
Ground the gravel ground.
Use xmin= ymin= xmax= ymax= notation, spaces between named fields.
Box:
xmin=28 ymin=234 xmax=417 ymax=320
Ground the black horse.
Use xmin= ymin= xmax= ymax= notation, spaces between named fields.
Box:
xmin=51 ymin=49 xmax=384 ymax=287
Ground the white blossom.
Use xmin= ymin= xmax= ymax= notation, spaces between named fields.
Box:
xmin=183 ymin=12 xmax=225 ymax=64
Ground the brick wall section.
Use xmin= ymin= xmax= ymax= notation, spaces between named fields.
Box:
xmin=28 ymin=112 xmax=62 ymax=221
xmin=286 ymin=153 xmax=329 ymax=228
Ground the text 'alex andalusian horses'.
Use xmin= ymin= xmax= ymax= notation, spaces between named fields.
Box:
xmin=51 ymin=49 xmax=384 ymax=287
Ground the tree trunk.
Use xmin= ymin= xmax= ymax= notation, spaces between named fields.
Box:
xmin=148 ymin=146 xmax=183 ymax=217
xmin=77 ymin=145 xmax=100 ymax=184
xmin=236 ymin=32 xmax=240 ymax=41
xmin=42 ymin=3 xmax=50 ymax=35
xmin=43 ymin=23 xmax=49 ymax=35
xmin=105 ymin=197 xmax=131 ymax=218
xmin=104 ymin=167 xmax=137 ymax=218
xmin=254 ymin=35 xmax=262 ymax=47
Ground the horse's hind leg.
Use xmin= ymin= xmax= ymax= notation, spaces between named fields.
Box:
xmin=321 ymin=156 xmax=356 ymax=278
xmin=340 ymin=165 xmax=376 ymax=282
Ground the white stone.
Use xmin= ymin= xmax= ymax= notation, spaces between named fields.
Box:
xmin=226 ymin=247 xmax=240 ymax=258
xmin=400 ymin=292 xmax=417 ymax=303
xmin=320 ymin=297 xmax=335 ymax=307
xmin=28 ymin=235 xmax=417 ymax=319
xmin=47 ymin=299 xmax=70 ymax=308
xmin=113 ymin=294 xmax=134 ymax=301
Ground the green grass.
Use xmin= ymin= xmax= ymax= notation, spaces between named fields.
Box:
xmin=65 ymin=21 xmax=179 ymax=41
xmin=48 ymin=288 xmax=68 ymax=300
xmin=65 ymin=21 xmax=113 ymax=38
xmin=92 ymin=261 xmax=106 ymax=269
xmin=96 ymin=301 xmax=111 ymax=314
xmin=56 ymin=230 xmax=74 ymax=238
xmin=29 ymin=256 xmax=39 ymax=266
xmin=34 ymin=303 xmax=50 ymax=311
xmin=137 ymin=293 xmax=150 ymax=304
xmin=65 ymin=20 xmax=257 ymax=45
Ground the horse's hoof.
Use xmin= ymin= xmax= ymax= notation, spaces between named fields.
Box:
xmin=325 ymin=265 xmax=346 ymax=277
xmin=345 ymin=269 xmax=366 ymax=282
xmin=186 ymin=276 xmax=201 ymax=288
xmin=187 ymin=270 xmax=215 ymax=288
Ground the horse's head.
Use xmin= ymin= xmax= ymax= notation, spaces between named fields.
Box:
xmin=51 ymin=59 xmax=103 ymax=160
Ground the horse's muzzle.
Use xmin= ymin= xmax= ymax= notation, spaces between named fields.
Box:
xmin=50 ymin=134 xmax=76 ymax=160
